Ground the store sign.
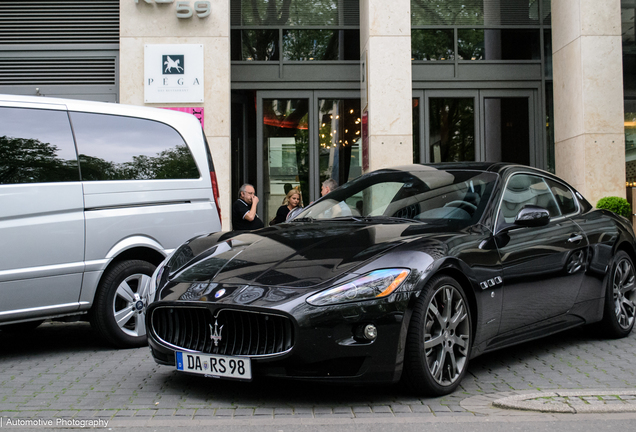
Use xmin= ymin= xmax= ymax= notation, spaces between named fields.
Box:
xmin=135 ymin=0 xmax=211 ymax=19
xmin=144 ymin=44 xmax=204 ymax=103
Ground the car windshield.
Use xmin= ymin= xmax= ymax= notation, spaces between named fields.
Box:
xmin=293 ymin=168 xmax=498 ymax=227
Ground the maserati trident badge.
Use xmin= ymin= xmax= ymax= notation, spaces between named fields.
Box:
xmin=210 ymin=320 xmax=223 ymax=347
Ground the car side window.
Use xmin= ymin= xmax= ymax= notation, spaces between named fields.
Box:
xmin=499 ymin=174 xmax=561 ymax=225
xmin=544 ymin=178 xmax=577 ymax=216
xmin=70 ymin=112 xmax=200 ymax=181
xmin=0 ymin=106 xmax=80 ymax=184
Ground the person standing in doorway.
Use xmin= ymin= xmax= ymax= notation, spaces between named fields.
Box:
xmin=232 ymin=184 xmax=264 ymax=231
xmin=271 ymin=188 xmax=303 ymax=225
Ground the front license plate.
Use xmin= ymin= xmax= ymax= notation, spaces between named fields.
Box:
xmin=175 ymin=352 xmax=252 ymax=379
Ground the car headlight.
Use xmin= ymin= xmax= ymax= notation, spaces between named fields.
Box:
xmin=306 ymin=268 xmax=410 ymax=306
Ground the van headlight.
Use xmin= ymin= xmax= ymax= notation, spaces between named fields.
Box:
xmin=306 ymin=269 xmax=410 ymax=306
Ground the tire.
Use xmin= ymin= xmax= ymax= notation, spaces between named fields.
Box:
xmin=0 ymin=320 xmax=44 ymax=333
xmin=403 ymin=275 xmax=472 ymax=396
xmin=90 ymin=259 xmax=156 ymax=348
xmin=600 ymin=251 xmax=636 ymax=338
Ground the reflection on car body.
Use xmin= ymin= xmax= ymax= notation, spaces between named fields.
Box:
xmin=146 ymin=163 xmax=636 ymax=395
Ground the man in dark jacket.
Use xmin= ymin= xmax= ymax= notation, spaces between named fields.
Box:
xmin=232 ymin=184 xmax=264 ymax=231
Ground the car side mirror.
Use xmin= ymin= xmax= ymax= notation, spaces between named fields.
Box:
xmin=514 ymin=205 xmax=550 ymax=228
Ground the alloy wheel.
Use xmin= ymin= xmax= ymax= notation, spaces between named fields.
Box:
xmin=424 ymin=285 xmax=470 ymax=386
xmin=113 ymin=272 xmax=152 ymax=338
xmin=612 ymin=257 xmax=636 ymax=330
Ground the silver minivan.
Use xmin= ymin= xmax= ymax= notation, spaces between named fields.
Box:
xmin=0 ymin=94 xmax=222 ymax=347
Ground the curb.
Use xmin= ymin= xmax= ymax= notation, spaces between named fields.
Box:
xmin=461 ymin=389 xmax=636 ymax=414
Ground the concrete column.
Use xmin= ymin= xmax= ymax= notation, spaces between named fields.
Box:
xmin=359 ymin=0 xmax=413 ymax=172
xmin=119 ymin=0 xmax=232 ymax=229
xmin=552 ymin=0 xmax=625 ymax=204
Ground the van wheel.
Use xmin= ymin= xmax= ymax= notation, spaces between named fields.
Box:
xmin=90 ymin=260 xmax=155 ymax=348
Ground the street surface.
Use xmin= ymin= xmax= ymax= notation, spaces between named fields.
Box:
xmin=1 ymin=321 xmax=636 ymax=429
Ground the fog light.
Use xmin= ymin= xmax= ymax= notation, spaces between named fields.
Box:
xmin=363 ymin=324 xmax=377 ymax=340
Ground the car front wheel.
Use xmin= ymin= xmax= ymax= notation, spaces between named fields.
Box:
xmin=404 ymin=275 xmax=472 ymax=396
xmin=90 ymin=259 xmax=156 ymax=348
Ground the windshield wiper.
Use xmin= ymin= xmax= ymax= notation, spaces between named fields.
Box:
xmin=289 ymin=217 xmax=315 ymax=223
xmin=362 ymin=215 xmax=425 ymax=224
xmin=326 ymin=216 xmax=364 ymax=222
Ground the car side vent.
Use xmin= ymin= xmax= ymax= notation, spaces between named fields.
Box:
xmin=151 ymin=307 xmax=294 ymax=357
xmin=0 ymin=58 xmax=116 ymax=86
xmin=0 ymin=1 xmax=119 ymax=45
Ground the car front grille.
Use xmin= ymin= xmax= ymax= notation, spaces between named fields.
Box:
xmin=151 ymin=307 xmax=294 ymax=357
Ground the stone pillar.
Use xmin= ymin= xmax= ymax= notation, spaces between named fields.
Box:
xmin=359 ymin=0 xmax=413 ymax=172
xmin=119 ymin=0 xmax=232 ymax=229
xmin=552 ymin=0 xmax=625 ymax=204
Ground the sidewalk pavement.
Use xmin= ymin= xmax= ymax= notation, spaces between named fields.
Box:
xmin=1 ymin=321 xmax=636 ymax=427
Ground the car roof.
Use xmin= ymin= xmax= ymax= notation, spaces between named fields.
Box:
xmin=386 ymin=162 xmax=519 ymax=174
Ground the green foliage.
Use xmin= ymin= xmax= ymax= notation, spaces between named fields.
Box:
xmin=411 ymin=29 xmax=454 ymax=61
xmin=1 ymin=134 xmax=198 ymax=184
xmin=596 ymin=196 xmax=632 ymax=218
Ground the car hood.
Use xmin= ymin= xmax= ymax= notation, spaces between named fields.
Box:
xmin=166 ymin=222 xmax=427 ymax=288
xmin=155 ymin=221 xmax=470 ymax=306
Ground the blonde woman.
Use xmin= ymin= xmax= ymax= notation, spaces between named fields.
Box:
xmin=271 ymin=188 xmax=303 ymax=225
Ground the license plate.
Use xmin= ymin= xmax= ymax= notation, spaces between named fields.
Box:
xmin=175 ymin=352 xmax=252 ymax=380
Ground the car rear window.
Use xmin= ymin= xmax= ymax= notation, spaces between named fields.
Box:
xmin=70 ymin=112 xmax=200 ymax=181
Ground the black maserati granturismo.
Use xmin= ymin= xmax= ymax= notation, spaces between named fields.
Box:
xmin=146 ymin=163 xmax=636 ymax=396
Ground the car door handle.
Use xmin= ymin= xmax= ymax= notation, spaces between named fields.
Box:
xmin=568 ymin=234 xmax=583 ymax=243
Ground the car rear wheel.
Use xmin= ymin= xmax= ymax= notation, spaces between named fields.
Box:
xmin=90 ymin=259 xmax=155 ymax=348
xmin=404 ymin=275 xmax=472 ymax=396
xmin=600 ymin=251 xmax=636 ymax=338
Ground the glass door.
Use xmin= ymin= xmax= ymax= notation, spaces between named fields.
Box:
xmin=413 ymin=90 xmax=479 ymax=164
xmin=413 ymin=88 xmax=540 ymax=167
xmin=479 ymin=90 xmax=537 ymax=166
xmin=257 ymin=91 xmax=361 ymax=224
xmin=258 ymin=92 xmax=313 ymax=224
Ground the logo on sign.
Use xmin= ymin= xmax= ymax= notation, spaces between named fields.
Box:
xmin=163 ymin=55 xmax=184 ymax=74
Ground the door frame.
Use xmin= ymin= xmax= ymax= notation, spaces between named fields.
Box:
xmin=413 ymin=87 xmax=543 ymax=167
xmin=478 ymin=89 xmax=539 ymax=167
xmin=256 ymin=90 xmax=360 ymax=217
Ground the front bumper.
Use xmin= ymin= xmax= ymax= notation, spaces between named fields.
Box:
xmin=146 ymin=291 xmax=412 ymax=384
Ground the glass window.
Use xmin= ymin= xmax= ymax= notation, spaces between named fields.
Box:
xmin=70 ymin=112 xmax=199 ymax=181
xmin=413 ymin=98 xmax=421 ymax=163
xmin=0 ymin=107 xmax=79 ymax=184
xmin=625 ymin=100 xmax=636 ymax=184
xmin=411 ymin=0 xmax=540 ymax=26
xmin=295 ymin=169 xmax=498 ymax=229
xmin=231 ymin=29 xmax=279 ymax=61
xmin=411 ymin=29 xmax=454 ymax=61
xmin=232 ymin=0 xmax=357 ymax=26
xmin=458 ymin=29 xmax=540 ymax=60
xmin=318 ymin=99 xmax=362 ymax=190
xmin=546 ymin=82 xmax=555 ymax=173
xmin=429 ymin=98 xmax=475 ymax=163
xmin=283 ymin=30 xmax=339 ymax=61
xmin=544 ymin=178 xmax=577 ymax=216
xmin=484 ymin=97 xmax=530 ymax=165
xmin=262 ymin=99 xmax=310 ymax=223
xmin=499 ymin=174 xmax=560 ymax=225
xmin=544 ymin=29 xmax=552 ymax=77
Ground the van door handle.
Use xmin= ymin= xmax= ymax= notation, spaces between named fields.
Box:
xmin=568 ymin=234 xmax=583 ymax=243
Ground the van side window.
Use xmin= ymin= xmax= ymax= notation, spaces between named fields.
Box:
xmin=0 ymin=107 xmax=80 ymax=184
xmin=70 ymin=112 xmax=200 ymax=181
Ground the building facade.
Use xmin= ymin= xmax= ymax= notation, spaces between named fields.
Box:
xmin=0 ymin=0 xmax=627 ymax=229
